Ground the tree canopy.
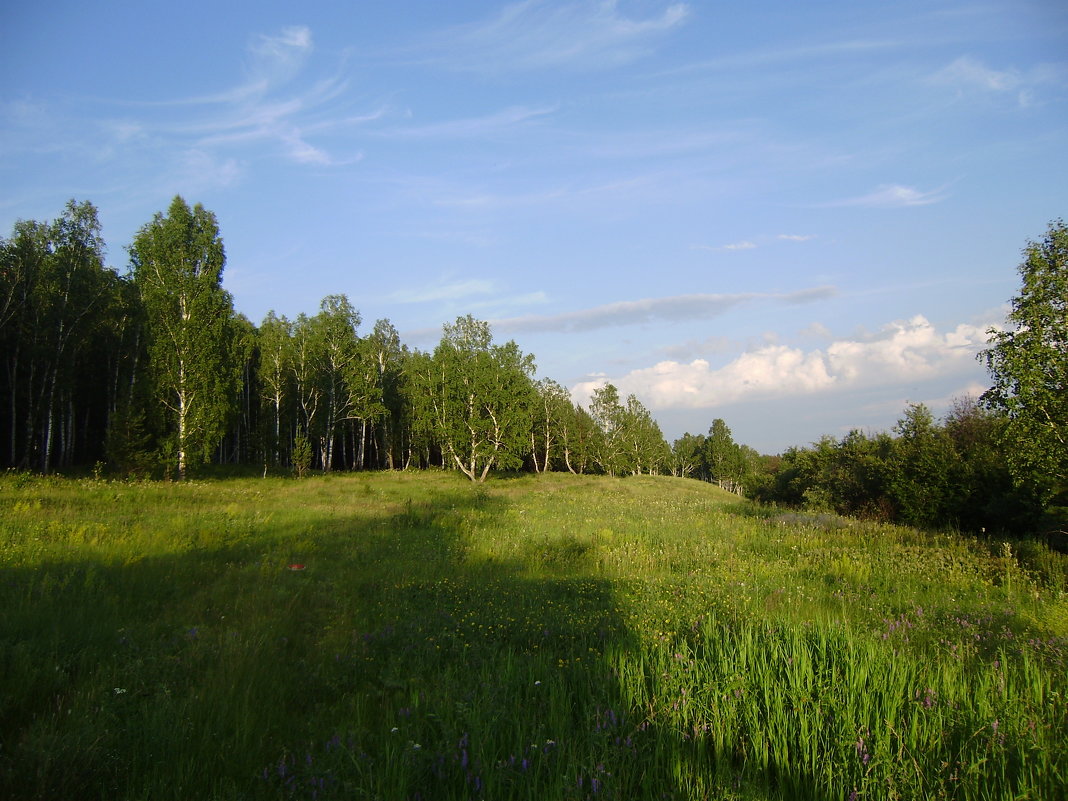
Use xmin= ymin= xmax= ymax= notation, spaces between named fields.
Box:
xmin=129 ymin=196 xmax=238 ymax=479
xmin=981 ymin=219 xmax=1068 ymax=507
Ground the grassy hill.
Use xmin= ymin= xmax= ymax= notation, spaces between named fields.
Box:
xmin=2 ymin=470 xmax=1066 ymax=799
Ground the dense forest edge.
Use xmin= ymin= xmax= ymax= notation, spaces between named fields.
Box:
xmin=1 ymin=197 xmax=1065 ymax=538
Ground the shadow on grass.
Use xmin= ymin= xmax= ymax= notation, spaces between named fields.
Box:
xmin=2 ymin=478 xmax=844 ymax=801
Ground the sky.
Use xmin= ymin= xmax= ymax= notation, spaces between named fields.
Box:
xmin=3 ymin=1 xmax=1066 ymax=454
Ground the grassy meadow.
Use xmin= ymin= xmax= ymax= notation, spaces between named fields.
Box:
xmin=1 ymin=469 xmax=1066 ymax=800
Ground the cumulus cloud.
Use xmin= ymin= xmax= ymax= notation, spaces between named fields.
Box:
xmin=572 ymin=315 xmax=991 ymax=409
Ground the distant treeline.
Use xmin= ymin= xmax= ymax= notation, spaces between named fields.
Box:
xmin=2 ymin=199 xmax=1064 ymax=537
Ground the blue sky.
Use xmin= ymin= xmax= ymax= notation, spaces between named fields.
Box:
xmin=3 ymin=0 xmax=1066 ymax=453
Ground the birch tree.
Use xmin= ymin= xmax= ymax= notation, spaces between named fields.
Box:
xmin=366 ymin=319 xmax=407 ymax=469
xmin=312 ymin=294 xmax=360 ymax=471
xmin=531 ymin=377 xmax=572 ymax=472
xmin=290 ymin=312 xmax=323 ymax=468
xmin=130 ymin=196 xmax=238 ymax=479
xmin=1 ymin=201 xmax=112 ymax=471
xmin=589 ymin=383 xmax=624 ymax=475
xmin=428 ymin=315 xmax=535 ymax=482
xmin=258 ymin=310 xmax=293 ymax=471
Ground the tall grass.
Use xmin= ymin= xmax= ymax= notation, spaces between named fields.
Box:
xmin=1 ymin=470 xmax=1065 ymax=799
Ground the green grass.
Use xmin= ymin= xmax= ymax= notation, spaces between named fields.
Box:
xmin=1 ymin=470 xmax=1066 ymax=800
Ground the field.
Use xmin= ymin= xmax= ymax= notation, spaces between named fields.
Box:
xmin=2 ymin=470 xmax=1066 ymax=800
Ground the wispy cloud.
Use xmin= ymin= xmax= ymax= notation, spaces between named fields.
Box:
xmin=928 ymin=55 xmax=1068 ymax=108
xmin=693 ymin=234 xmax=818 ymax=251
xmin=493 ymin=286 xmax=836 ymax=335
xmin=3 ymin=24 xmax=373 ymax=185
xmin=388 ymin=105 xmax=557 ymax=139
xmin=390 ymin=279 xmax=495 ymax=304
xmin=655 ymin=38 xmax=904 ymax=78
xmin=247 ymin=25 xmax=315 ymax=84
xmin=572 ymin=315 xmax=990 ymax=409
xmin=409 ymin=0 xmax=691 ymax=72
xmin=821 ymin=183 xmax=949 ymax=208
xmin=691 ymin=240 xmax=757 ymax=252
xmin=931 ymin=56 xmax=1020 ymax=93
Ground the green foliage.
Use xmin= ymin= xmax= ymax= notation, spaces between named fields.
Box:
xmin=2 ymin=198 xmax=672 ymax=481
xmin=426 ymin=315 xmax=537 ymax=481
xmin=561 ymin=402 xmax=599 ymax=474
xmin=759 ymin=401 xmax=1040 ymax=534
xmin=585 ymin=384 xmax=669 ymax=476
xmin=531 ymin=378 xmax=573 ymax=472
xmin=981 ymin=219 xmax=1068 ymax=510
xmin=588 ymin=383 xmax=623 ymax=474
xmin=257 ymin=310 xmax=294 ymax=469
xmin=130 ymin=196 xmax=240 ymax=479
xmin=0 ymin=200 xmax=124 ymax=471
xmin=670 ymin=431 xmax=704 ymax=478
xmin=292 ymin=427 xmax=312 ymax=477
xmin=672 ymin=419 xmax=760 ymax=493
xmin=889 ymin=403 xmax=956 ymax=528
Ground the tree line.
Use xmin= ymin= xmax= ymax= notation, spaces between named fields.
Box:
xmin=3 ymin=198 xmax=1064 ymax=534
xmin=1 ymin=197 xmax=674 ymax=481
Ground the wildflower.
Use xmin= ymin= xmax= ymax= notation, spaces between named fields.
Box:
xmin=114 ymin=687 xmax=127 ymax=694
xmin=855 ymin=735 xmax=871 ymax=765
xmin=391 ymin=727 xmax=399 ymax=734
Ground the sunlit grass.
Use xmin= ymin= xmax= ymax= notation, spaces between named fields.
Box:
xmin=1 ymin=470 xmax=1065 ymax=799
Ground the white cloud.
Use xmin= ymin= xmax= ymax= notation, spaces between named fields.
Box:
xmin=778 ymin=233 xmax=815 ymax=241
xmin=572 ymin=315 xmax=991 ymax=410
xmin=928 ymin=56 xmax=1068 ymax=108
xmin=931 ymin=56 xmax=1020 ymax=93
xmin=413 ymin=1 xmax=690 ymax=72
xmin=691 ymin=240 xmax=757 ymax=251
xmin=174 ymin=149 xmax=243 ymax=192
xmin=389 ymin=105 xmax=557 ymax=139
xmin=248 ymin=26 xmax=315 ymax=84
xmin=823 ymin=183 xmax=948 ymax=208
xmin=798 ymin=321 xmax=833 ymax=340
xmin=390 ymin=279 xmax=494 ymax=303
